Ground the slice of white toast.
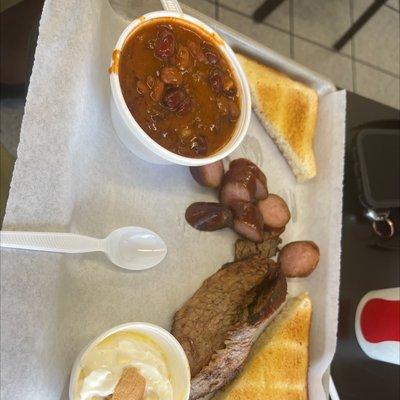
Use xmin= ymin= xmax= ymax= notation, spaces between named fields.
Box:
xmin=236 ymin=53 xmax=319 ymax=182
xmin=213 ymin=292 xmax=312 ymax=400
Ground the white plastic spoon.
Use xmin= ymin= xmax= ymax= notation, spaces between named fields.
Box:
xmin=160 ymin=0 xmax=183 ymax=14
xmin=0 ymin=227 xmax=167 ymax=271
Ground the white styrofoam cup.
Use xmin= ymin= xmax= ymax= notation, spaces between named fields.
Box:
xmin=109 ymin=11 xmax=251 ymax=166
xmin=69 ymin=322 xmax=191 ymax=400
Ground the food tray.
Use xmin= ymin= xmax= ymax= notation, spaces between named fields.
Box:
xmin=0 ymin=1 xmax=345 ymax=399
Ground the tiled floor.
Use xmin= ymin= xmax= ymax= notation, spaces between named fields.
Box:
xmin=182 ymin=0 xmax=400 ymax=110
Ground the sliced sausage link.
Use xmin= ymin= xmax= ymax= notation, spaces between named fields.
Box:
xmin=230 ymin=201 xmax=264 ymax=243
xmin=189 ymin=161 xmax=224 ymax=188
xmin=185 ymin=202 xmax=233 ymax=231
xmin=278 ymin=241 xmax=320 ymax=277
xmin=258 ymin=194 xmax=290 ymax=229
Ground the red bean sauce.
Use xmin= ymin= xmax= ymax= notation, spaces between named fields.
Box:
xmin=119 ymin=18 xmax=240 ymax=158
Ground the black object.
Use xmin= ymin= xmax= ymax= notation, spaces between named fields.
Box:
xmin=331 ymin=92 xmax=400 ymax=400
xmin=333 ymin=0 xmax=387 ymax=51
xmin=354 ymin=129 xmax=400 ymax=210
xmin=0 ymin=15 xmax=39 ymax=99
xmin=352 ymin=128 xmax=399 ymax=239
xmin=253 ymin=0 xmax=285 ymax=23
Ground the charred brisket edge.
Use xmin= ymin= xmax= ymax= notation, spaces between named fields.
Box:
xmin=189 ymin=325 xmax=256 ymax=399
xmin=189 ymin=262 xmax=287 ymax=399
xmin=248 ymin=268 xmax=287 ymax=325
xmin=234 ymin=234 xmax=282 ymax=262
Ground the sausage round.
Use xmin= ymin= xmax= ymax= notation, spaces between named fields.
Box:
xmin=267 ymin=226 xmax=286 ymax=237
xmin=257 ymin=194 xmax=291 ymax=229
xmin=185 ymin=202 xmax=233 ymax=231
xmin=229 ymin=159 xmax=268 ymax=200
xmin=219 ymin=168 xmax=257 ymax=206
xmin=278 ymin=241 xmax=320 ymax=277
xmin=189 ymin=161 xmax=224 ymax=188
xmin=230 ymin=201 xmax=264 ymax=243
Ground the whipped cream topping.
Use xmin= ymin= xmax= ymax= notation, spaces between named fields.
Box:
xmin=75 ymin=331 xmax=173 ymax=400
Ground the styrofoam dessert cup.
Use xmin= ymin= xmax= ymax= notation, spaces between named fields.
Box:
xmin=69 ymin=322 xmax=191 ymax=400
xmin=109 ymin=10 xmax=251 ymax=166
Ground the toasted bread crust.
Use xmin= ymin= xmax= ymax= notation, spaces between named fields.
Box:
xmin=213 ymin=292 xmax=312 ymax=400
xmin=236 ymin=53 xmax=318 ymax=182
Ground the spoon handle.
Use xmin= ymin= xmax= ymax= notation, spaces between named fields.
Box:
xmin=0 ymin=231 xmax=103 ymax=254
xmin=160 ymin=0 xmax=183 ymax=14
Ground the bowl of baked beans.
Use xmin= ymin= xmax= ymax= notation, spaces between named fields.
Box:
xmin=109 ymin=10 xmax=251 ymax=166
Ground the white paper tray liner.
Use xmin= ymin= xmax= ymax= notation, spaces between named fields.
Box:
xmin=1 ymin=1 xmax=345 ymax=399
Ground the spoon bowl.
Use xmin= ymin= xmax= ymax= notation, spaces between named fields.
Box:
xmin=0 ymin=226 xmax=167 ymax=271
xmin=105 ymin=226 xmax=167 ymax=270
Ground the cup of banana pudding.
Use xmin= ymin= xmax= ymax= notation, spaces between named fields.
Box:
xmin=69 ymin=322 xmax=190 ymax=400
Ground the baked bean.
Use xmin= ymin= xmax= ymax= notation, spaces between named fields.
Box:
xmin=188 ymin=40 xmax=207 ymax=63
xmin=205 ymin=50 xmax=219 ymax=65
xmin=181 ymin=126 xmax=192 ymax=138
xmin=176 ymin=45 xmax=191 ymax=70
xmin=217 ymin=97 xmax=230 ymax=116
xmin=190 ymin=136 xmax=208 ymax=155
xmin=161 ymin=66 xmax=183 ymax=85
xmin=147 ymin=38 xmax=156 ymax=50
xmin=176 ymin=97 xmax=193 ymax=116
xmin=163 ymin=87 xmax=186 ymax=110
xmin=146 ymin=75 xmax=155 ymax=89
xmin=136 ymin=80 xmax=148 ymax=94
xmin=155 ymin=27 xmax=175 ymax=59
xmin=222 ymin=76 xmax=234 ymax=92
xmin=150 ymin=79 xmax=165 ymax=102
xmin=209 ymin=69 xmax=223 ymax=94
xmin=229 ymin=103 xmax=240 ymax=121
